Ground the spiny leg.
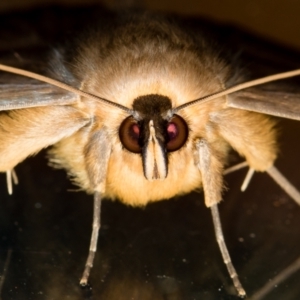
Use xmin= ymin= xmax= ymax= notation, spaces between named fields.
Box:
xmin=78 ymin=129 xmax=111 ymax=285
xmin=196 ymin=139 xmax=246 ymax=297
xmin=80 ymin=191 xmax=102 ymax=286
xmin=211 ymin=204 xmax=246 ymax=297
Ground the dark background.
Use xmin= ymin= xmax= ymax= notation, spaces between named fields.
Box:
xmin=1 ymin=0 xmax=300 ymax=50
xmin=0 ymin=2 xmax=300 ymax=300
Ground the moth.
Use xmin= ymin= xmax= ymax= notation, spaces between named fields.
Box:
xmin=1 ymin=11 xmax=300 ymax=297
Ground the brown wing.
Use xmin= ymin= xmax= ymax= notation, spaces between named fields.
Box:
xmin=0 ymin=47 xmax=79 ymax=110
xmin=0 ymin=73 xmax=79 ymax=110
xmin=228 ymin=84 xmax=300 ymax=121
xmin=0 ymin=49 xmax=88 ymax=170
xmin=225 ymin=26 xmax=300 ymax=120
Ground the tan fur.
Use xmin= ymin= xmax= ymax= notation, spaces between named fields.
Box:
xmin=0 ymin=15 xmax=277 ymax=208
xmin=49 ymin=72 xmax=276 ymax=206
xmin=0 ymin=105 xmax=89 ymax=171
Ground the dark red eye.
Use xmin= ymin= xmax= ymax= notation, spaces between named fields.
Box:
xmin=166 ymin=115 xmax=188 ymax=152
xmin=119 ymin=116 xmax=142 ymax=153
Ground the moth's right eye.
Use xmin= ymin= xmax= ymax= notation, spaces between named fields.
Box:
xmin=119 ymin=116 xmax=142 ymax=153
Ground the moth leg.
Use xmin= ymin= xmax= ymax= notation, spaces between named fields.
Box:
xmin=211 ymin=204 xmax=246 ymax=298
xmin=79 ymin=129 xmax=112 ymax=286
xmin=80 ymin=191 xmax=102 ymax=286
xmin=223 ymin=161 xmax=248 ymax=175
xmin=224 ymin=161 xmax=300 ymax=203
xmin=195 ymin=139 xmax=223 ymax=207
xmin=224 ymin=162 xmax=255 ymax=192
xmin=266 ymin=165 xmax=300 ymax=205
xmin=11 ymin=169 xmax=18 ymax=185
xmin=240 ymin=167 xmax=255 ymax=192
xmin=6 ymin=169 xmax=18 ymax=195
xmin=196 ymin=139 xmax=246 ymax=297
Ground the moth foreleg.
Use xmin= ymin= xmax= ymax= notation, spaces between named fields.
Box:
xmin=195 ymin=139 xmax=246 ymax=297
xmin=211 ymin=204 xmax=246 ymax=298
xmin=80 ymin=191 xmax=102 ymax=286
xmin=195 ymin=139 xmax=223 ymax=207
xmin=80 ymin=129 xmax=112 ymax=286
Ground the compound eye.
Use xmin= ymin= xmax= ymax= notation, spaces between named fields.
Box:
xmin=119 ymin=116 xmax=142 ymax=153
xmin=166 ymin=115 xmax=188 ymax=152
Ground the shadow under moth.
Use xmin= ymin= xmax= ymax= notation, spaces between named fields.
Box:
xmin=1 ymin=10 xmax=300 ymax=298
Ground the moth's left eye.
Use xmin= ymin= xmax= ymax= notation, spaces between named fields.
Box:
xmin=119 ymin=116 xmax=142 ymax=153
xmin=166 ymin=115 xmax=188 ymax=152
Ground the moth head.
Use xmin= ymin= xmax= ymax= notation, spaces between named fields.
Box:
xmin=119 ymin=94 xmax=188 ymax=181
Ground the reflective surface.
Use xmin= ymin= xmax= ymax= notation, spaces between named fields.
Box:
xmin=0 ymin=118 xmax=299 ymax=300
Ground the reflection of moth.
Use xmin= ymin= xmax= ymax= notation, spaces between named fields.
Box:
xmin=1 ymin=12 xmax=300 ymax=297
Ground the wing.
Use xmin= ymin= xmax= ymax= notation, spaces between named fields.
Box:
xmin=0 ymin=49 xmax=79 ymax=110
xmin=228 ymin=83 xmax=300 ymax=121
xmin=223 ymin=25 xmax=300 ymax=120
xmin=0 ymin=50 xmax=89 ymax=171
xmin=0 ymin=73 xmax=79 ymax=110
